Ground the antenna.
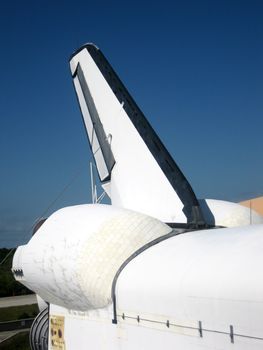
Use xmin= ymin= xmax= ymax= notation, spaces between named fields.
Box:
xmin=90 ymin=161 xmax=96 ymax=203
xmin=252 ymin=200 xmax=254 ymax=224
xmin=90 ymin=161 xmax=106 ymax=204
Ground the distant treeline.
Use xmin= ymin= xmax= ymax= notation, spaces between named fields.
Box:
xmin=0 ymin=248 xmax=32 ymax=297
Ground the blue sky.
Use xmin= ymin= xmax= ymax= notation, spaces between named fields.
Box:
xmin=0 ymin=0 xmax=262 ymax=247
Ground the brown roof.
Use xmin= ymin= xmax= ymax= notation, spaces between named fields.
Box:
xmin=240 ymin=196 xmax=263 ymax=216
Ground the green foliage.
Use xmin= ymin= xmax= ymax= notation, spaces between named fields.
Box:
xmin=0 ymin=248 xmax=33 ymax=297
xmin=0 ymin=304 xmax=39 ymax=322
xmin=0 ymin=331 xmax=30 ymax=350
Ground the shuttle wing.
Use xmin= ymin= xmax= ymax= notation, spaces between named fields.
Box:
xmin=70 ymin=44 xmax=205 ymax=226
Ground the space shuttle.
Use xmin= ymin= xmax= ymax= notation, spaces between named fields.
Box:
xmin=12 ymin=44 xmax=263 ymax=350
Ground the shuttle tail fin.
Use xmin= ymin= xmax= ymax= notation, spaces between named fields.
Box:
xmin=70 ymin=44 xmax=205 ymax=226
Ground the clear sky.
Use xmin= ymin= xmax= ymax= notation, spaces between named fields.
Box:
xmin=0 ymin=0 xmax=262 ymax=247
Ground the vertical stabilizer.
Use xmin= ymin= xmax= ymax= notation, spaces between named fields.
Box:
xmin=70 ymin=44 xmax=205 ymax=225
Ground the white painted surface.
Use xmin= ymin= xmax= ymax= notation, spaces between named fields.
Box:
xmin=200 ymin=199 xmax=263 ymax=227
xmin=36 ymin=295 xmax=48 ymax=311
xmin=70 ymin=48 xmax=189 ymax=223
xmin=116 ymin=224 xmax=263 ymax=340
xmin=13 ymin=204 xmax=171 ymax=310
xmin=46 ymin=224 xmax=263 ymax=350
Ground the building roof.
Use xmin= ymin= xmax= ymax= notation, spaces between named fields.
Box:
xmin=240 ymin=196 xmax=263 ymax=216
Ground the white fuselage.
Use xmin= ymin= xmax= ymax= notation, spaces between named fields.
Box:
xmin=13 ymin=204 xmax=263 ymax=350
